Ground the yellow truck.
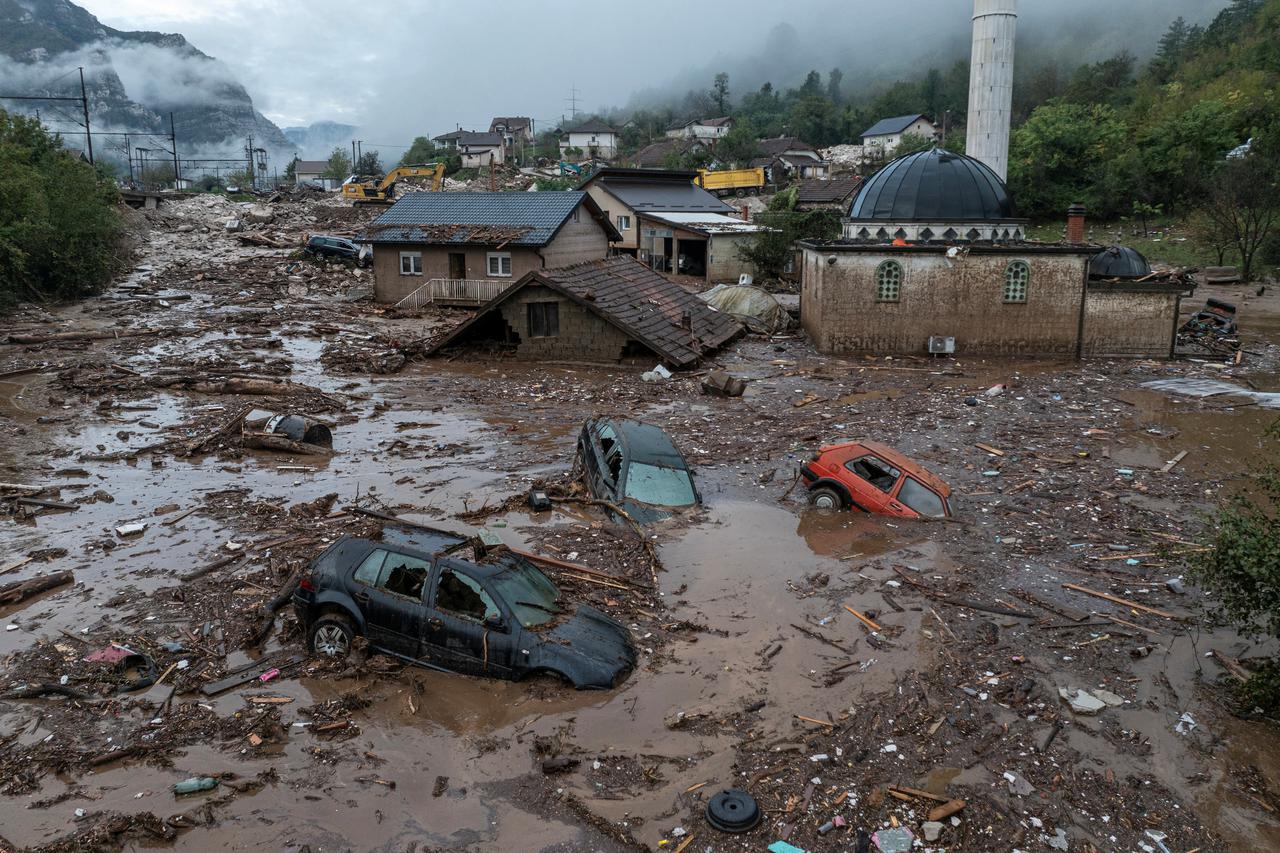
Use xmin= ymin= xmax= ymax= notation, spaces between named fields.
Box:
xmin=341 ymin=163 xmax=445 ymax=204
xmin=694 ymin=167 xmax=766 ymax=197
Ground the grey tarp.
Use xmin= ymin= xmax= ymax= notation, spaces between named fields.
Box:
xmin=698 ymin=284 xmax=792 ymax=335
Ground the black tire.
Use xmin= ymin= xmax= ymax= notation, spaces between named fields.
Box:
xmin=309 ymin=613 xmax=356 ymax=657
xmin=808 ymin=486 xmax=845 ymax=510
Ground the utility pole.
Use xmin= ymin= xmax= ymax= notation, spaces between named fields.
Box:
xmin=351 ymin=140 xmax=357 ymax=171
xmin=169 ymin=112 xmax=180 ymax=187
xmin=78 ymin=66 xmax=93 ymax=164
xmin=566 ymin=84 xmax=580 ymax=121
xmin=124 ymin=133 xmax=133 ymax=183
xmin=246 ymin=135 xmax=255 ymax=187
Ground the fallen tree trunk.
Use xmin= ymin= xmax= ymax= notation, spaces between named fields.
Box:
xmin=6 ymin=328 xmax=166 ymax=345
xmin=2 ymin=681 xmax=91 ymax=701
xmin=183 ymin=404 xmax=253 ymax=456
xmin=241 ymin=433 xmax=333 ymax=456
xmin=0 ymin=570 xmax=73 ymax=604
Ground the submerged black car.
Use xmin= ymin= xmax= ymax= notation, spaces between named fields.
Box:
xmin=576 ymin=417 xmax=700 ymax=523
xmin=303 ymin=235 xmax=370 ymax=266
xmin=293 ymin=534 xmax=635 ymax=689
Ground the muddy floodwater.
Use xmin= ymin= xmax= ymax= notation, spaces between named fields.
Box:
xmin=3 ymin=194 xmax=1280 ymax=852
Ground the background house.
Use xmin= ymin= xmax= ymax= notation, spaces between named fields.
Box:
xmin=578 ymin=167 xmax=733 ymax=258
xmin=793 ymin=177 xmax=863 ymax=211
xmin=560 ymin=120 xmax=620 ymax=161
xmin=490 ymin=117 xmax=533 ymax=161
xmin=363 ymin=191 xmax=619 ymax=304
xmin=293 ymin=159 xmax=340 ymax=190
xmin=627 ymin=138 xmax=707 ymax=168
xmin=665 ymin=117 xmax=733 ymax=141
xmin=860 ymin=114 xmax=938 ymax=151
xmin=752 ymin=137 xmax=829 ymax=182
xmin=456 ymin=131 xmax=505 ymax=168
xmin=431 ymin=129 xmax=465 ymax=150
xmin=634 ymin=211 xmax=768 ymax=283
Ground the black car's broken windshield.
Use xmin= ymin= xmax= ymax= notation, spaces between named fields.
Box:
xmin=490 ymin=562 xmax=561 ymax=628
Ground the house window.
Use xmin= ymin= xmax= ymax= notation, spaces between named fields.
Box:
xmin=617 ymin=215 xmax=631 ymax=231
xmin=486 ymin=252 xmax=512 ymax=277
xmin=399 ymin=252 xmax=422 ymax=276
xmin=875 ymin=260 xmax=902 ymax=302
xmin=528 ymin=301 xmax=559 ymax=338
xmin=1004 ymin=260 xmax=1029 ymax=303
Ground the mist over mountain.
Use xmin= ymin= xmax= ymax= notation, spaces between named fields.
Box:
xmin=282 ymin=121 xmax=358 ymax=160
xmin=0 ymin=0 xmax=290 ymax=162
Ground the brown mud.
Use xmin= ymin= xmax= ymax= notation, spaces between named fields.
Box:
xmin=2 ymin=195 xmax=1279 ymax=852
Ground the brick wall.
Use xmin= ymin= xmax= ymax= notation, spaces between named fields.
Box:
xmin=497 ymin=284 xmax=635 ymax=362
xmin=541 ymin=209 xmax=611 ymax=267
xmin=1082 ymin=286 xmax=1181 ymax=358
xmin=800 ymin=248 xmax=1089 ymax=356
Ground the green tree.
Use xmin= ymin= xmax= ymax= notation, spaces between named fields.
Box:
xmin=399 ymin=136 xmax=436 ymax=166
xmin=715 ymin=119 xmax=760 ymax=166
xmin=1008 ymin=99 xmax=1128 ymax=219
xmin=827 ymin=68 xmax=844 ymax=104
xmin=1190 ymin=419 xmax=1280 ymax=712
xmin=323 ymin=147 xmax=352 ymax=179
xmin=890 ymin=132 xmax=935 ymax=158
xmin=284 ymin=156 xmax=297 ymax=180
xmin=0 ymin=109 xmax=123 ymax=308
xmin=355 ymin=149 xmax=382 ymax=175
xmin=711 ymin=72 xmax=730 ymax=115
xmin=1197 ymin=140 xmax=1280 ymax=280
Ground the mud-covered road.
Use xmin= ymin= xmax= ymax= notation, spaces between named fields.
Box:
xmin=2 ymin=193 xmax=1280 ymax=852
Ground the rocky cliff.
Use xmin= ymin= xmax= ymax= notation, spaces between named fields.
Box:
xmin=0 ymin=0 xmax=290 ymax=157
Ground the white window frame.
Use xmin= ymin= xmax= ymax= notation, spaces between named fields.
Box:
xmin=486 ymin=252 xmax=512 ymax=277
xmin=399 ymin=251 xmax=422 ymax=276
xmin=617 ymin=215 xmax=631 ymax=231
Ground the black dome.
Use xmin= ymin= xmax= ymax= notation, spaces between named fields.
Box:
xmin=849 ymin=147 xmax=1017 ymax=221
xmin=1090 ymin=246 xmax=1152 ymax=279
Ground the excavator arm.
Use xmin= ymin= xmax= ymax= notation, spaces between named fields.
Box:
xmin=342 ymin=162 xmax=444 ymax=203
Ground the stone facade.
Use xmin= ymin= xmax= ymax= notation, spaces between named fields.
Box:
xmin=1082 ymin=284 xmax=1183 ymax=359
xmin=495 ymin=284 xmax=635 ymax=362
xmin=371 ymin=207 xmax=610 ymax=303
xmin=800 ymin=245 xmax=1091 ymax=357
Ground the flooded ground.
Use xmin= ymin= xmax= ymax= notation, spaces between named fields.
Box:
xmin=2 ymin=195 xmax=1280 ymax=852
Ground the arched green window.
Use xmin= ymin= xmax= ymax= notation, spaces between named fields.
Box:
xmin=875 ymin=260 xmax=902 ymax=302
xmin=1003 ymin=260 xmax=1029 ymax=303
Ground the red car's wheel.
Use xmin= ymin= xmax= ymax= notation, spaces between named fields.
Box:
xmin=808 ymin=486 xmax=844 ymax=510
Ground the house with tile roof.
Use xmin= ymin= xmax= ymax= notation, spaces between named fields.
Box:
xmin=361 ymin=191 xmax=620 ymax=304
xmin=426 ymin=255 xmax=743 ymax=366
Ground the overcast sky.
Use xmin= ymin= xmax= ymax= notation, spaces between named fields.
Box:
xmin=77 ymin=0 xmax=1217 ymax=151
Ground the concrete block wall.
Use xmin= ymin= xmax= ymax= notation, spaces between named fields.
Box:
xmin=801 ymin=249 xmax=1087 ymax=356
xmin=496 ymin=284 xmax=634 ymax=362
xmin=1082 ymin=287 xmax=1180 ymax=358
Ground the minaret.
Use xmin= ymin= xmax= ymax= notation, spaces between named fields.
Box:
xmin=965 ymin=0 xmax=1017 ymax=181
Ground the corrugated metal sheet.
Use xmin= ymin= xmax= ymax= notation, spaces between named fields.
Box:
xmin=363 ymin=191 xmax=584 ymax=245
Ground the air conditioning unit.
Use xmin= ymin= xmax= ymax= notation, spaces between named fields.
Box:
xmin=928 ymin=336 xmax=956 ymax=355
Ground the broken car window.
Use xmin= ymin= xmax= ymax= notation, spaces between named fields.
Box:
xmin=897 ymin=476 xmax=947 ymax=518
xmin=380 ymin=553 xmax=431 ymax=599
xmin=846 ymin=456 xmax=901 ymax=493
xmin=436 ymin=568 xmax=500 ymax=623
xmin=490 ymin=562 xmax=561 ymax=628
xmin=623 ymin=463 xmax=697 ymax=507
xmin=353 ymin=549 xmax=390 ymax=587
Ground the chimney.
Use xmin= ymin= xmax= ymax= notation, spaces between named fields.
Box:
xmin=740 ymin=204 xmax=750 ymax=222
xmin=965 ymin=0 xmax=1017 ymax=181
xmin=1066 ymin=203 xmax=1086 ymax=243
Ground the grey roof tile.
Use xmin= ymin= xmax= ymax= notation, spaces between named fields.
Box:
xmin=363 ymin=191 xmax=585 ymax=246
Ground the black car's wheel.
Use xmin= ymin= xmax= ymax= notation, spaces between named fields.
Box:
xmin=309 ymin=614 xmax=355 ymax=657
xmin=808 ymin=486 xmax=845 ymax=510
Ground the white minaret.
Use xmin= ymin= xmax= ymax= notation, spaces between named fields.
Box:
xmin=965 ymin=0 xmax=1017 ymax=181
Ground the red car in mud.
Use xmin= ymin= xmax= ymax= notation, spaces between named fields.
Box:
xmin=800 ymin=441 xmax=952 ymax=519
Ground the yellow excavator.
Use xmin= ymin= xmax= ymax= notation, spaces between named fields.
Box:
xmin=341 ymin=162 xmax=445 ymax=204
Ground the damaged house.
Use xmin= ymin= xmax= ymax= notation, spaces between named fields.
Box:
xmin=363 ymin=191 xmax=619 ymax=305
xmin=426 ymin=255 xmax=742 ymax=367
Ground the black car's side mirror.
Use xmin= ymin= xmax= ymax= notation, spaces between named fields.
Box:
xmin=484 ymin=614 xmax=508 ymax=632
